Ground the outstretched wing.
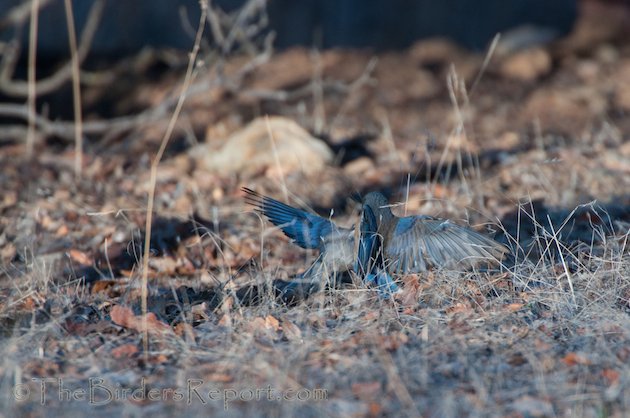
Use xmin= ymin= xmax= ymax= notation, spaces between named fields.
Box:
xmin=386 ymin=215 xmax=508 ymax=273
xmin=243 ymin=188 xmax=338 ymax=251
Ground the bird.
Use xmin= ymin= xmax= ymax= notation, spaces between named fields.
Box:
xmin=355 ymin=192 xmax=509 ymax=289
xmin=242 ymin=187 xmax=356 ymax=301
xmin=243 ymin=188 xmax=509 ymax=300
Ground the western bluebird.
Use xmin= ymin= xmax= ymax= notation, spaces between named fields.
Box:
xmin=243 ymin=188 xmax=355 ymax=300
xmin=244 ymin=188 xmax=508 ymax=299
xmin=356 ymin=192 xmax=508 ymax=295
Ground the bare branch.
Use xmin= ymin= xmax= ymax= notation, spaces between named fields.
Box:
xmin=64 ymin=0 xmax=84 ymax=177
xmin=0 ymin=0 xmax=104 ymax=97
xmin=0 ymin=0 xmax=54 ymax=30
xmin=25 ymin=0 xmax=40 ymax=158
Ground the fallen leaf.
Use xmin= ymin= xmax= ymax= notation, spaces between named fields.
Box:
xmin=602 ymin=368 xmax=620 ymax=384
xmin=206 ymin=373 xmax=233 ymax=383
xmin=396 ymin=274 xmax=422 ymax=307
xmin=351 ymin=381 xmax=381 ymax=399
xmin=0 ymin=190 xmax=17 ymax=209
xmin=91 ymin=280 xmax=117 ymax=294
xmin=362 ymin=311 xmax=379 ymax=321
xmin=110 ymin=305 xmax=171 ymax=334
xmin=508 ymin=352 xmax=527 ymax=366
xmin=265 ymin=315 xmax=280 ymax=331
xmin=0 ymin=242 xmax=16 ymax=261
xmin=55 ymin=224 xmax=69 ymax=237
xmin=446 ymin=302 xmax=471 ymax=315
xmin=151 ymin=354 xmax=169 ymax=364
xmin=507 ymin=303 xmax=524 ymax=312
xmin=379 ymin=332 xmax=408 ymax=351
xmin=68 ymin=249 xmax=92 ymax=265
xmin=111 ymin=343 xmax=139 ymax=358
xmin=281 ymin=320 xmax=302 ymax=342
xmin=21 ymin=296 xmax=36 ymax=311
xmin=562 ymin=352 xmax=591 ymax=366
xmin=368 ymin=402 xmax=382 ymax=417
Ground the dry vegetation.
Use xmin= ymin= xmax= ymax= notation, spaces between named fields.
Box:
xmin=1 ymin=1 xmax=630 ymax=417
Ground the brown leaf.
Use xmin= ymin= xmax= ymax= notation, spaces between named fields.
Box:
xmin=148 ymin=257 xmax=179 ymax=275
xmin=68 ymin=249 xmax=92 ymax=265
xmin=0 ymin=242 xmax=16 ymax=261
xmin=0 ymin=190 xmax=17 ymax=209
xmin=111 ymin=343 xmax=139 ymax=358
xmin=152 ymin=354 xmax=169 ymax=364
xmin=368 ymin=402 xmax=382 ymax=417
xmin=91 ymin=280 xmax=117 ymax=294
xmin=508 ymin=352 xmax=527 ymax=366
xmin=362 ymin=311 xmax=379 ymax=321
xmin=55 ymin=224 xmax=69 ymax=237
xmin=110 ymin=305 xmax=171 ymax=334
xmin=250 ymin=316 xmax=266 ymax=329
xmin=507 ymin=303 xmax=524 ymax=312
xmin=351 ymin=381 xmax=381 ymax=399
xmin=264 ymin=315 xmax=280 ymax=331
xmin=446 ymin=302 xmax=471 ymax=315
xmin=206 ymin=373 xmax=233 ymax=383
xmin=21 ymin=296 xmax=36 ymax=310
xmin=379 ymin=332 xmax=408 ymax=351
xmin=602 ymin=368 xmax=620 ymax=384
xmin=281 ymin=320 xmax=302 ymax=342
xmin=396 ymin=274 xmax=422 ymax=307
xmin=39 ymin=214 xmax=55 ymax=230
xmin=562 ymin=352 xmax=591 ymax=366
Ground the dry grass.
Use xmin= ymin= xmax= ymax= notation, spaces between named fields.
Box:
xmin=0 ymin=183 xmax=628 ymax=417
xmin=1 ymin=1 xmax=629 ymax=417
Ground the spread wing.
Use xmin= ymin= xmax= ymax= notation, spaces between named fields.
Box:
xmin=243 ymin=188 xmax=345 ymax=251
xmin=386 ymin=215 xmax=508 ymax=273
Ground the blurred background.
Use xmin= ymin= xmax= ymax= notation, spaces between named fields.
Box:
xmin=1 ymin=0 xmax=577 ymax=56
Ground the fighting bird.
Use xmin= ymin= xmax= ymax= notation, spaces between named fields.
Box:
xmin=356 ymin=192 xmax=509 ymax=294
xmin=243 ymin=188 xmax=508 ymax=300
xmin=243 ymin=188 xmax=356 ymax=301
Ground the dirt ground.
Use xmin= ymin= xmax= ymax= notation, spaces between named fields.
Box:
xmin=1 ymin=1 xmax=630 ymax=417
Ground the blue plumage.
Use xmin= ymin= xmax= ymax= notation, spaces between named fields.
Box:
xmin=365 ymin=271 xmax=400 ymax=297
xmin=244 ymin=189 xmax=506 ymax=303
xmin=355 ymin=204 xmax=378 ymax=275
xmin=243 ymin=188 xmax=333 ymax=250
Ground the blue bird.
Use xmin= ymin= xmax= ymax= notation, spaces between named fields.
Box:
xmin=243 ymin=188 xmax=508 ymax=300
xmin=243 ymin=188 xmax=356 ymax=300
xmin=356 ymin=192 xmax=509 ymax=294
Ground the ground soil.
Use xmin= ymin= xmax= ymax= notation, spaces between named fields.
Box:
xmin=1 ymin=2 xmax=629 ymax=417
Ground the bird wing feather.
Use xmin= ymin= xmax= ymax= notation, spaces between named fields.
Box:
xmin=243 ymin=188 xmax=348 ymax=251
xmin=386 ymin=215 xmax=508 ymax=273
